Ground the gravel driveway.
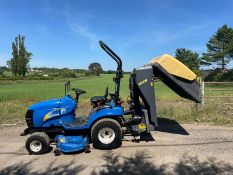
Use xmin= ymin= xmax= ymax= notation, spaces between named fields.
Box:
xmin=0 ymin=121 xmax=233 ymax=175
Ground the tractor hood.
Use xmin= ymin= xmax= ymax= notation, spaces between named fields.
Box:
xmin=28 ymin=98 xmax=61 ymax=110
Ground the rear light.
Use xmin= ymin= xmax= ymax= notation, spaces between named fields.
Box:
xmin=119 ymin=98 xmax=124 ymax=105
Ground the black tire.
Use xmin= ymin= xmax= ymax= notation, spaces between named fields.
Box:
xmin=91 ymin=118 xmax=122 ymax=149
xmin=25 ymin=132 xmax=50 ymax=155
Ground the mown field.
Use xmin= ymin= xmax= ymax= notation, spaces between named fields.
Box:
xmin=0 ymin=74 xmax=233 ymax=126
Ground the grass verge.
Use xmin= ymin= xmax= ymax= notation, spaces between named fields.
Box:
xmin=0 ymin=74 xmax=233 ymax=126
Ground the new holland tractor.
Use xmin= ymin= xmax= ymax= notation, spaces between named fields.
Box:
xmin=21 ymin=41 xmax=202 ymax=155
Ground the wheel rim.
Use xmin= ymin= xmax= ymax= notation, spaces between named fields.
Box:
xmin=98 ymin=127 xmax=115 ymax=144
xmin=30 ymin=140 xmax=42 ymax=152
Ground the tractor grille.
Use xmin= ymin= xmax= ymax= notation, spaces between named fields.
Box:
xmin=25 ymin=110 xmax=34 ymax=128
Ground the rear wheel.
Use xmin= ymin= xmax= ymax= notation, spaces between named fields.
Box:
xmin=26 ymin=132 xmax=50 ymax=155
xmin=91 ymin=118 xmax=122 ymax=149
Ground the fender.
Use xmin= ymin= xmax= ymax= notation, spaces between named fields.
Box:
xmin=87 ymin=106 xmax=124 ymax=128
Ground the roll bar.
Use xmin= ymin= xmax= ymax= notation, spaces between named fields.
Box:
xmin=99 ymin=41 xmax=122 ymax=70
xmin=99 ymin=41 xmax=123 ymax=103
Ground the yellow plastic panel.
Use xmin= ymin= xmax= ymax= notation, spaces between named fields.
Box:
xmin=149 ymin=54 xmax=197 ymax=81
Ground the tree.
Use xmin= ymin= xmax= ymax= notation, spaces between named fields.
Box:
xmin=202 ymin=24 xmax=233 ymax=70
xmin=88 ymin=62 xmax=103 ymax=76
xmin=175 ymin=48 xmax=200 ymax=71
xmin=60 ymin=68 xmax=76 ymax=78
xmin=0 ymin=66 xmax=7 ymax=76
xmin=7 ymin=35 xmax=32 ymax=76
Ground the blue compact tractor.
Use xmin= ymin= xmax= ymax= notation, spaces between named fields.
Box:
xmin=21 ymin=41 xmax=202 ymax=155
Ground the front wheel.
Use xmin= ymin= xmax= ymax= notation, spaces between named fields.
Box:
xmin=25 ymin=132 xmax=51 ymax=155
xmin=91 ymin=118 xmax=122 ymax=149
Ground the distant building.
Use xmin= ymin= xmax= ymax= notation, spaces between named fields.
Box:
xmin=30 ymin=68 xmax=43 ymax=72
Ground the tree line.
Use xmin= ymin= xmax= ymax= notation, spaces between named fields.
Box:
xmin=175 ymin=24 xmax=233 ymax=72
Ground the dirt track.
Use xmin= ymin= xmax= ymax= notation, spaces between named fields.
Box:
xmin=0 ymin=122 xmax=233 ymax=175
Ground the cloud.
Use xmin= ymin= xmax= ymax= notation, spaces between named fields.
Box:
xmin=68 ymin=22 xmax=98 ymax=50
xmin=35 ymin=25 xmax=50 ymax=37
xmin=40 ymin=2 xmax=98 ymax=50
xmin=120 ymin=23 xmax=207 ymax=51
xmin=65 ymin=11 xmax=99 ymax=50
xmin=40 ymin=0 xmax=56 ymax=16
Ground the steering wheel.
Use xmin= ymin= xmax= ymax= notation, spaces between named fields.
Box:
xmin=71 ymin=88 xmax=86 ymax=100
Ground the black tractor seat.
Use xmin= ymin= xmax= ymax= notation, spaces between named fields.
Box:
xmin=90 ymin=86 xmax=109 ymax=107
xmin=90 ymin=96 xmax=107 ymax=108
xmin=90 ymin=96 xmax=105 ymax=103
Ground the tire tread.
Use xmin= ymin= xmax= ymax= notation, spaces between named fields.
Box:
xmin=26 ymin=132 xmax=50 ymax=155
xmin=91 ymin=118 xmax=122 ymax=149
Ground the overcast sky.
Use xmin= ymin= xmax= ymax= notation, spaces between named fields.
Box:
xmin=0 ymin=0 xmax=233 ymax=71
